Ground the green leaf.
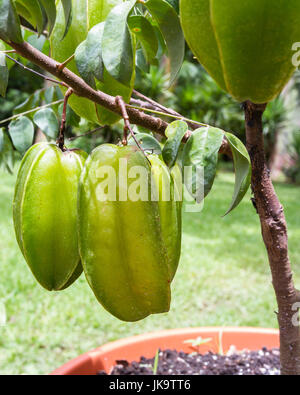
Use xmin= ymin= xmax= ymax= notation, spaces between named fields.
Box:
xmin=13 ymin=89 xmax=42 ymax=117
xmin=14 ymin=1 xmax=31 ymax=21
xmin=128 ymin=133 xmax=162 ymax=155
xmin=165 ymin=0 xmax=179 ymax=13
xmin=0 ymin=40 xmax=13 ymax=69
xmin=0 ymin=52 xmax=8 ymax=96
xmin=9 ymin=116 xmax=34 ymax=154
xmin=144 ymin=0 xmax=184 ymax=85
xmin=0 ymin=0 xmax=23 ymax=43
xmin=75 ymin=23 xmax=105 ymax=89
xmin=44 ymin=85 xmax=63 ymax=104
xmin=162 ymin=120 xmax=188 ymax=168
xmin=183 ymin=127 xmax=224 ymax=202
xmin=102 ymin=0 xmax=136 ymax=86
xmin=0 ymin=127 xmax=4 ymax=152
xmin=15 ymin=0 xmax=43 ymax=35
xmin=154 ymin=24 xmax=166 ymax=59
xmin=33 ymin=108 xmax=58 ymax=139
xmin=152 ymin=349 xmax=159 ymax=375
xmin=0 ymin=132 xmax=14 ymax=172
xmin=224 ymin=132 xmax=251 ymax=215
xmin=136 ymin=48 xmax=149 ymax=73
xmin=61 ymin=0 xmax=72 ymax=39
xmin=44 ymin=86 xmax=55 ymax=103
xmin=27 ymin=33 xmax=46 ymax=52
xmin=38 ymin=0 xmax=56 ymax=35
xmin=55 ymin=86 xmax=64 ymax=100
xmin=128 ymin=15 xmax=158 ymax=64
xmin=58 ymin=103 xmax=80 ymax=127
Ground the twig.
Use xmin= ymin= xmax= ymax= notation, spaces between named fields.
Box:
xmin=129 ymin=97 xmax=199 ymax=132
xmin=5 ymin=54 xmax=68 ymax=88
xmin=0 ymin=99 xmax=64 ymax=125
xmin=133 ymin=89 xmax=201 ymax=130
xmin=57 ymin=54 xmax=75 ymax=72
xmin=57 ymin=88 xmax=73 ymax=150
xmin=130 ymin=97 xmax=157 ymax=110
xmin=21 ymin=24 xmax=49 ymax=37
xmin=133 ymin=89 xmax=181 ymax=118
xmin=0 ymin=50 xmax=16 ymax=54
xmin=68 ymin=126 xmax=105 ymax=141
xmin=126 ymin=103 xmax=206 ymax=129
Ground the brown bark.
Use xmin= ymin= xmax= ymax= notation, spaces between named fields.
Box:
xmin=57 ymin=87 xmax=73 ymax=150
xmin=244 ymin=101 xmax=300 ymax=375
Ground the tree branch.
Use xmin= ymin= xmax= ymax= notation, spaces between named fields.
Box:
xmin=8 ymin=41 xmax=169 ymax=136
xmin=8 ymin=40 xmax=231 ymax=154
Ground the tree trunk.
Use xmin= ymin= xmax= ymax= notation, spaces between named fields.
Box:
xmin=244 ymin=100 xmax=300 ymax=375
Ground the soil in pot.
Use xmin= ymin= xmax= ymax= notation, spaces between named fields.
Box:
xmin=98 ymin=347 xmax=280 ymax=375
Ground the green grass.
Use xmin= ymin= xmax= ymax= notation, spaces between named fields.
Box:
xmin=0 ymin=168 xmax=299 ymax=374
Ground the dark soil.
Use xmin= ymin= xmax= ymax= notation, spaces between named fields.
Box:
xmin=98 ymin=347 xmax=280 ymax=375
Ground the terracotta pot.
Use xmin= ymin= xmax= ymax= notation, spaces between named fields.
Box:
xmin=51 ymin=327 xmax=279 ymax=375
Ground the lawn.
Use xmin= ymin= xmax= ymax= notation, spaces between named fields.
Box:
xmin=0 ymin=167 xmax=299 ymax=374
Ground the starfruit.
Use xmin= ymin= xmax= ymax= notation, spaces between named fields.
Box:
xmin=13 ymin=143 xmax=87 ymax=291
xmin=50 ymin=0 xmax=135 ymax=125
xmin=78 ymin=144 xmax=182 ymax=322
xmin=180 ymin=0 xmax=300 ymax=104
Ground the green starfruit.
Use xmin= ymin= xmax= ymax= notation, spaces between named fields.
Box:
xmin=78 ymin=144 xmax=182 ymax=322
xmin=180 ymin=0 xmax=300 ymax=104
xmin=13 ymin=143 xmax=87 ymax=291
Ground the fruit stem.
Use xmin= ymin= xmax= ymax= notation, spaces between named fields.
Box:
xmin=57 ymin=88 xmax=73 ymax=151
xmin=116 ymin=96 xmax=151 ymax=164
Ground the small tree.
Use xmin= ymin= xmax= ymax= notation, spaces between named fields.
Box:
xmin=0 ymin=0 xmax=299 ymax=375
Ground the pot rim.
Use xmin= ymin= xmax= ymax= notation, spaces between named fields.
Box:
xmin=51 ymin=326 xmax=279 ymax=375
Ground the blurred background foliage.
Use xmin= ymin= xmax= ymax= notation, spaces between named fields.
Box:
xmin=1 ymin=48 xmax=300 ymax=183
